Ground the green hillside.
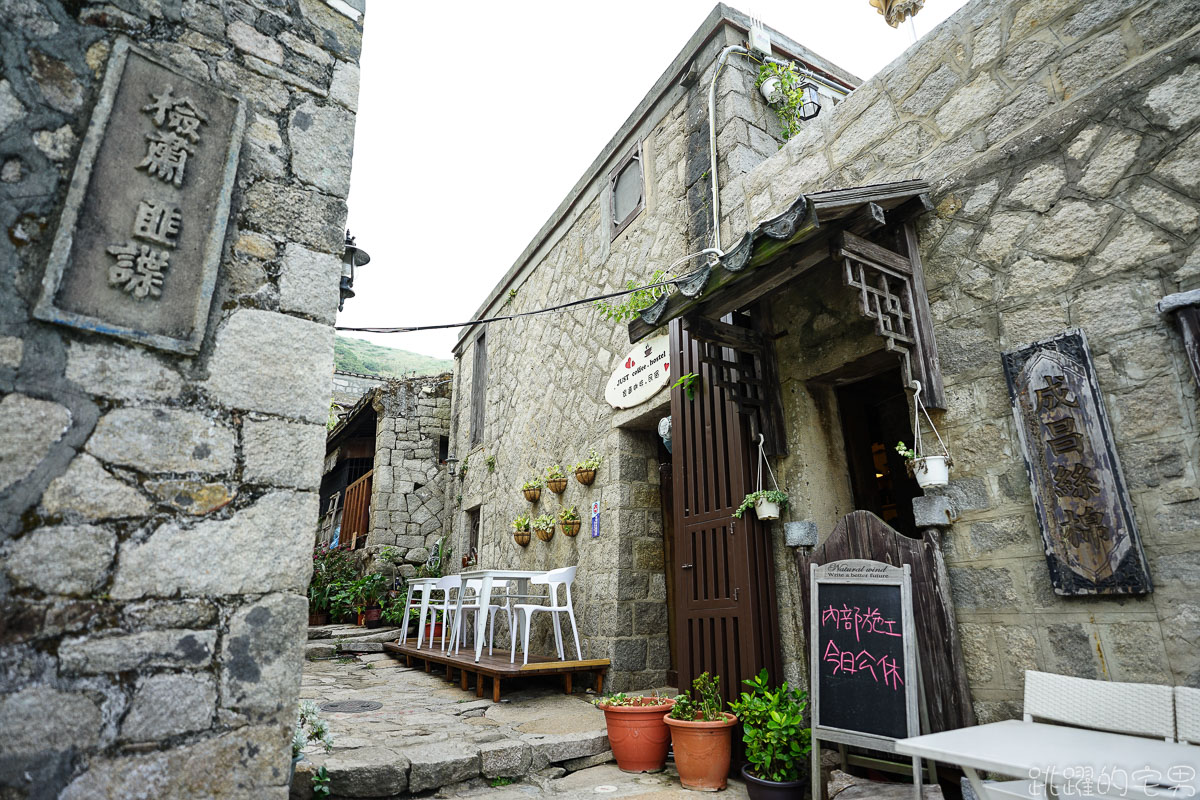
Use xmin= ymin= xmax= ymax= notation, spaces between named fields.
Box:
xmin=334 ymin=336 xmax=452 ymax=378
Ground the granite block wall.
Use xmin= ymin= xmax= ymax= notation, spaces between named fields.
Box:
xmin=0 ymin=1 xmax=363 ymax=796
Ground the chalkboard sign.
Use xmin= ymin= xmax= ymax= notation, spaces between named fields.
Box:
xmin=810 ymin=560 xmax=923 ymax=800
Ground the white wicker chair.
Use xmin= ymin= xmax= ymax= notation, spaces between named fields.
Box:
xmin=982 ymin=671 xmax=1176 ymax=800
xmin=1176 ymin=686 xmax=1200 ymax=745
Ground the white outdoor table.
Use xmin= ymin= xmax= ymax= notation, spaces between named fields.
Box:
xmin=896 ymin=720 xmax=1199 ymax=800
xmin=454 ymin=569 xmax=548 ymax=663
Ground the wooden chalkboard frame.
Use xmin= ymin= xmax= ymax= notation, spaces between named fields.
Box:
xmin=810 ymin=559 xmax=922 ymax=800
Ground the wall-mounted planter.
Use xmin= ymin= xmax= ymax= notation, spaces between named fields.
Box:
xmin=575 ymin=469 xmax=596 ymax=486
xmin=534 ymin=526 xmax=554 ymax=542
xmin=547 ymin=477 xmax=568 ymax=494
xmin=561 ymin=519 xmax=581 ymax=537
xmin=513 ymin=529 xmax=531 ymax=546
xmin=523 ymin=487 xmax=542 ymax=502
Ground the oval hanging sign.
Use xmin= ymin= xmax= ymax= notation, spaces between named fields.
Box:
xmin=605 ymin=334 xmax=670 ymax=409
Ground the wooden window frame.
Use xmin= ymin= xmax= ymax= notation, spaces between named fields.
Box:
xmin=609 ymin=141 xmax=645 ymax=241
xmin=468 ymin=331 xmax=487 ymax=448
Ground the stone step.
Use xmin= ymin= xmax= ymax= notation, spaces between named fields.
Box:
xmin=308 ymin=624 xmax=403 ymax=641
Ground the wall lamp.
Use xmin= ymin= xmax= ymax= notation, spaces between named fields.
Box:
xmin=339 ymin=229 xmax=371 ymax=311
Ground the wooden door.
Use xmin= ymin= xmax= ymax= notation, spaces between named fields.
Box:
xmin=670 ymin=318 xmax=781 ymax=705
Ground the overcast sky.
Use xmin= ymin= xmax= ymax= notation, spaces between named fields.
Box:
xmin=337 ymin=0 xmax=970 ymax=360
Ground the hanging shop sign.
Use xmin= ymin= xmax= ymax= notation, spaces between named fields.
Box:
xmin=604 ymin=334 xmax=670 ymax=409
xmin=34 ymin=40 xmax=245 ymax=354
xmin=1001 ymin=329 xmax=1152 ymax=596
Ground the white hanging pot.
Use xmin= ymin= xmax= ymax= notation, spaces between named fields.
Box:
xmin=754 ymin=497 xmax=781 ymax=521
xmin=910 ymin=456 xmax=950 ymax=488
xmin=759 ymin=75 xmax=783 ymax=104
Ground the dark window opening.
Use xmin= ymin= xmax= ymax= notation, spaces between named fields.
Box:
xmin=438 ymin=435 xmax=449 ymax=464
xmin=836 ymin=369 xmax=921 ymax=537
xmin=467 ymin=507 xmax=481 ymax=559
xmin=469 ymin=332 xmax=487 ymax=448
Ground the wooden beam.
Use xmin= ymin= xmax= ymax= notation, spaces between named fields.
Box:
xmin=846 ymin=202 xmax=887 ymax=235
xmin=1175 ymin=307 xmax=1200 ymax=389
xmin=903 ymin=221 xmax=945 ymax=410
xmin=698 ymin=232 xmax=832 ymax=321
xmin=808 ymin=180 xmax=930 ymax=213
xmin=687 ymin=316 xmax=766 ymax=352
xmin=836 ymin=230 xmax=912 ymax=275
xmin=886 ymin=193 xmax=934 ymax=226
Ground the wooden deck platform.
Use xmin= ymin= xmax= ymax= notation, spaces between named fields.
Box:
xmin=383 ymin=641 xmax=609 ymax=702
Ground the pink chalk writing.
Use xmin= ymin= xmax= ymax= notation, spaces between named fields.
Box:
xmin=820 ymin=604 xmax=902 ymax=641
xmin=822 ymin=640 xmax=905 ymax=690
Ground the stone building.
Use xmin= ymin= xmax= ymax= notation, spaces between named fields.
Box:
xmin=444 ymin=0 xmax=1200 ymax=720
xmin=0 ymin=1 xmax=364 ymax=797
xmin=331 ymin=367 xmax=385 ymax=410
xmin=318 ymin=373 xmax=452 ymax=571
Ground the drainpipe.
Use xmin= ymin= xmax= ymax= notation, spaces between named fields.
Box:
xmin=707 ymin=46 xmax=791 ymax=254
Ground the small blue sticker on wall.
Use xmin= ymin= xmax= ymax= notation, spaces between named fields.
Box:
xmin=591 ymin=501 xmax=600 ymax=538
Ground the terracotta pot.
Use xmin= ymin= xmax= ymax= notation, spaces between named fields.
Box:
xmin=364 ymin=607 xmax=382 ymax=629
xmin=561 ymin=519 xmax=581 ymax=537
xmin=546 ymin=477 xmax=568 ymax=494
xmin=513 ymin=529 xmax=531 ymax=546
xmin=574 ymin=468 xmax=596 ymax=486
xmin=741 ymin=763 xmax=808 ymax=800
xmin=664 ymin=712 xmax=738 ymax=791
xmin=523 ymin=487 xmax=542 ymax=502
xmin=535 ymin=526 xmax=554 ymax=542
xmin=356 ymin=611 xmax=365 ymax=626
xmin=598 ymin=699 xmax=675 ymax=773
xmin=308 ymin=611 xmax=329 ymax=627
xmin=424 ymin=621 xmax=443 ymax=641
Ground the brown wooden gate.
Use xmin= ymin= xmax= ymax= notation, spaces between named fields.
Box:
xmin=670 ymin=318 xmax=782 ymax=705
xmin=797 ymin=511 xmax=976 ymax=733
xmin=343 ymin=469 xmax=373 ymax=550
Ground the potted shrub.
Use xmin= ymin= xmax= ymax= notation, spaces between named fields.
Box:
xmin=664 ymin=672 xmax=738 ymax=791
xmin=574 ymin=448 xmax=602 ymax=486
xmin=728 ymin=668 xmax=812 ymax=799
xmin=308 ymin=543 xmax=355 ymax=626
xmin=593 ymin=693 xmax=676 ymax=773
xmin=896 ymin=441 xmax=952 ymax=488
xmin=522 ymin=476 xmax=544 ymax=502
xmin=545 ymin=464 xmax=568 ymax=494
xmin=734 ymin=489 xmax=790 ymax=521
xmin=360 ymin=572 xmax=389 ymax=629
xmin=559 ymin=505 xmax=581 ymax=537
xmin=511 ymin=515 xmax=532 ymax=547
xmin=532 ymin=514 xmax=555 ymax=542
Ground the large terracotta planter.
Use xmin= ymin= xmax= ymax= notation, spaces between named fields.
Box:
xmin=597 ymin=698 xmax=675 ymax=773
xmin=741 ymin=763 xmax=808 ymax=800
xmin=664 ymin=712 xmax=738 ymax=791
xmin=546 ymin=477 xmax=568 ymax=494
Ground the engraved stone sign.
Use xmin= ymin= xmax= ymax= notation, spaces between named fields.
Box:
xmin=35 ymin=39 xmax=244 ymax=354
xmin=1001 ymin=330 xmax=1152 ymax=596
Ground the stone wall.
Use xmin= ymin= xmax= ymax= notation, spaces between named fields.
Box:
xmin=443 ymin=8 xmax=856 ymax=690
xmin=365 ymin=373 xmax=451 ymax=574
xmin=0 ymin=1 xmax=363 ymax=796
xmin=331 ymin=369 xmax=385 ymax=409
xmin=733 ymin=0 xmax=1200 ymax=711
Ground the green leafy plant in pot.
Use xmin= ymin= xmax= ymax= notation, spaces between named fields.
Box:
xmin=734 ymin=489 xmax=789 ymax=521
xmin=592 ymin=693 xmax=676 ymax=773
xmin=664 ymin=672 xmax=738 ymax=791
xmin=359 ymin=571 xmax=389 ymax=629
xmin=728 ymin=668 xmax=812 ymax=799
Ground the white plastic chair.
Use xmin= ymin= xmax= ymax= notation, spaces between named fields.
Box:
xmin=398 ymin=579 xmax=430 ymax=647
xmin=415 ymin=575 xmax=461 ymax=651
xmin=450 ymin=579 xmax=513 ymax=656
xmin=511 ymin=566 xmax=582 ymax=666
xmin=981 ymin=671 xmax=1176 ymax=800
xmin=1176 ymin=686 xmax=1200 ymax=745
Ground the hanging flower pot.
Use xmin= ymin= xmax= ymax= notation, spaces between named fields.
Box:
xmin=759 ymin=74 xmax=783 ymax=104
xmin=573 ymin=448 xmax=602 ymax=486
xmin=909 ymin=455 xmax=951 ymax=488
xmin=559 ymin=506 xmax=581 ymax=537
xmin=546 ymin=478 xmax=567 ymax=494
xmin=533 ymin=515 xmax=555 ymax=542
xmin=754 ymin=496 xmax=781 ymax=521
xmin=513 ymin=530 xmax=531 ymax=547
xmin=574 ymin=469 xmax=595 ymax=486
xmin=522 ymin=476 xmax=543 ymax=502
xmin=561 ymin=519 xmax=581 ymax=537
xmin=512 ymin=515 xmax=531 ymax=546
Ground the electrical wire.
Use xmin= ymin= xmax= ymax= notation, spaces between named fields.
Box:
xmin=336 ymin=249 xmax=721 ymax=335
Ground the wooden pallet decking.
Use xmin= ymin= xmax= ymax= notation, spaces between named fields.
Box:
xmin=383 ymin=641 xmax=609 ymax=702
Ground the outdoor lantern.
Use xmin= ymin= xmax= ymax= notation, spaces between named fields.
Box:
xmin=446 ymin=454 xmax=459 ymax=477
xmin=339 ymin=229 xmax=371 ymax=311
xmin=797 ymin=83 xmax=822 ymax=120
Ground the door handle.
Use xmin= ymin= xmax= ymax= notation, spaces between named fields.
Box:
xmin=682 ymin=563 xmax=693 ymax=569
xmin=734 ymin=587 xmax=740 ymax=601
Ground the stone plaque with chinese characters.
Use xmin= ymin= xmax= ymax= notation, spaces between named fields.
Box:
xmin=1002 ymin=330 xmax=1152 ymax=596
xmin=35 ymin=40 xmax=244 ymax=354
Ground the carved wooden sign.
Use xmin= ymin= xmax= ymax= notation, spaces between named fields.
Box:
xmin=604 ymin=334 xmax=670 ymax=409
xmin=1002 ymin=330 xmax=1151 ymax=595
xmin=35 ymin=39 xmax=244 ymax=354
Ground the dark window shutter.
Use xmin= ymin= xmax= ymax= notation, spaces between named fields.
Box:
xmin=469 ymin=332 xmax=487 ymax=448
